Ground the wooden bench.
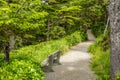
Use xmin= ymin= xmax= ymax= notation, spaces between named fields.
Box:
xmin=42 ymin=50 xmax=62 ymax=72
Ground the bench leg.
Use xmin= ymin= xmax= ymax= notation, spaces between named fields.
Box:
xmin=49 ymin=55 xmax=54 ymax=66
xmin=56 ymin=53 xmax=61 ymax=65
xmin=42 ymin=55 xmax=54 ymax=72
xmin=41 ymin=66 xmax=54 ymax=72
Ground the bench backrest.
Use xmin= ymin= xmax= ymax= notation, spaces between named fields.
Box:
xmin=42 ymin=50 xmax=61 ymax=67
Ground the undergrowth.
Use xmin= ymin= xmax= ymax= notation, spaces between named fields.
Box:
xmin=0 ymin=31 xmax=87 ymax=80
xmin=88 ymin=34 xmax=110 ymax=80
xmin=91 ymin=23 xmax=105 ymax=37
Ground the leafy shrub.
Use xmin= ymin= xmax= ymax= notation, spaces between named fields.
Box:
xmin=65 ymin=31 xmax=87 ymax=46
xmin=50 ymin=26 xmax=66 ymax=39
xmin=0 ymin=31 xmax=87 ymax=80
xmin=0 ymin=60 xmax=44 ymax=80
xmin=91 ymin=23 xmax=105 ymax=37
xmin=90 ymin=33 xmax=110 ymax=51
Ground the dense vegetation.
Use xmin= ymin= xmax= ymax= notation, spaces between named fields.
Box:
xmin=0 ymin=0 xmax=109 ymax=48
xmin=0 ymin=0 xmax=112 ymax=80
xmin=88 ymin=32 xmax=110 ymax=80
xmin=0 ymin=31 xmax=87 ymax=79
xmin=88 ymin=5 xmax=110 ymax=78
xmin=78 ymin=0 xmax=113 ymax=79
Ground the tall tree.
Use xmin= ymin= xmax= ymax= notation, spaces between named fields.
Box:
xmin=0 ymin=0 xmax=47 ymax=62
xmin=108 ymin=0 xmax=120 ymax=79
xmin=43 ymin=0 xmax=81 ymax=40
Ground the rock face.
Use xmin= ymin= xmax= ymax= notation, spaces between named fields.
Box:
xmin=108 ymin=0 xmax=120 ymax=78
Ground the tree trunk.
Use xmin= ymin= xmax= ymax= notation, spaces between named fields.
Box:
xmin=7 ymin=0 xmax=12 ymax=3
xmin=47 ymin=20 xmax=50 ymax=41
xmin=4 ymin=42 xmax=10 ymax=62
xmin=108 ymin=0 xmax=120 ymax=79
xmin=9 ymin=35 xmax=15 ymax=50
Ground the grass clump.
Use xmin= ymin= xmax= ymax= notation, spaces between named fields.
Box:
xmin=0 ymin=31 xmax=87 ymax=80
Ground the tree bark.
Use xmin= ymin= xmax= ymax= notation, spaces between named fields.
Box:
xmin=47 ymin=20 xmax=50 ymax=41
xmin=9 ymin=35 xmax=15 ymax=50
xmin=4 ymin=42 xmax=10 ymax=62
xmin=108 ymin=0 xmax=120 ymax=79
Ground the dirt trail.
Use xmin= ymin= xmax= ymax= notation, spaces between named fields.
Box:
xmin=45 ymin=30 xmax=97 ymax=80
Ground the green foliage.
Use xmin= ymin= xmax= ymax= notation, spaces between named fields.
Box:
xmin=88 ymin=34 xmax=110 ymax=80
xmin=44 ymin=0 xmax=83 ymax=38
xmin=91 ymin=23 xmax=105 ymax=37
xmin=0 ymin=0 xmax=109 ymax=47
xmin=90 ymin=47 xmax=110 ymax=80
xmin=96 ymin=33 xmax=110 ymax=51
xmin=87 ymin=0 xmax=110 ymax=77
xmin=0 ymin=0 xmax=48 ymax=48
xmin=76 ymin=0 xmax=108 ymax=30
xmin=0 ymin=31 xmax=87 ymax=79
xmin=65 ymin=31 xmax=87 ymax=46
xmin=50 ymin=26 xmax=66 ymax=39
xmin=0 ymin=0 xmax=110 ymax=79
xmin=0 ymin=60 xmax=44 ymax=80
xmin=115 ymin=73 xmax=120 ymax=80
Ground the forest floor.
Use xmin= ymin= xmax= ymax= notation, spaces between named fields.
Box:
xmin=45 ymin=30 xmax=97 ymax=80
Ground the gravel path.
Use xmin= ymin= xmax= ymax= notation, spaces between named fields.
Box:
xmin=45 ymin=30 xmax=97 ymax=80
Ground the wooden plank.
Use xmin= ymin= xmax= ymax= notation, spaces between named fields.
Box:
xmin=50 ymin=50 xmax=61 ymax=57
